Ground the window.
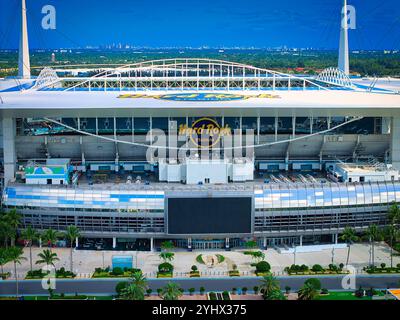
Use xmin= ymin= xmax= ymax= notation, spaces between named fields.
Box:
xmin=242 ymin=117 xmax=257 ymax=133
xmin=116 ymin=118 xmax=132 ymax=134
xmin=277 ymin=117 xmax=293 ymax=134
xmin=295 ymin=117 xmax=310 ymax=134
xmin=152 ymin=118 xmax=169 ymax=134
xmin=134 ymin=118 xmax=150 ymax=134
xmin=260 ymin=117 xmax=275 ymax=134
xmin=98 ymin=118 xmax=114 ymax=134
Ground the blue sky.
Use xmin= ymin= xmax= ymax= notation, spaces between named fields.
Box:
xmin=0 ymin=0 xmax=399 ymax=49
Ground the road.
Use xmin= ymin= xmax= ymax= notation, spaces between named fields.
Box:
xmin=0 ymin=274 xmax=399 ymax=296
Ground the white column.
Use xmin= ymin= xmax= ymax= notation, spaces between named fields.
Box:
xmin=2 ymin=117 xmax=16 ymax=185
xmin=263 ymin=237 xmax=267 ymax=249
xmin=299 ymin=235 xmax=303 ymax=246
xmin=225 ymin=238 xmax=230 ymax=249
xmin=150 ymin=238 xmax=154 ymax=252
xmin=75 ymin=237 xmax=79 ymax=248
xmin=390 ymin=117 xmax=400 ymax=170
xmin=112 ymin=237 xmax=116 ymax=249
xmin=338 ymin=0 xmax=350 ymax=75
xmin=187 ymin=238 xmax=192 ymax=250
xmin=18 ymin=0 xmax=31 ymax=79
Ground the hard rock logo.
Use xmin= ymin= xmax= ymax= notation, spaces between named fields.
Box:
xmin=179 ymin=118 xmax=231 ymax=148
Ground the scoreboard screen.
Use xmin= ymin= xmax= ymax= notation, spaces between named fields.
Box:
xmin=167 ymin=197 xmax=252 ymax=235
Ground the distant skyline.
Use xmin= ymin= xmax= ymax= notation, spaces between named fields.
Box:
xmin=0 ymin=0 xmax=399 ymax=50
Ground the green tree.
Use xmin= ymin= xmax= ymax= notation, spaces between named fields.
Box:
xmin=244 ymin=240 xmax=258 ymax=251
xmin=259 ymin=274 xmax=281 ymax=300
xmin=387 ymin=204 xmax=400 ymax=268
xmin=0 ymin=247 xmax=11 ymax=275
xmin=120 ymin=271 xmax=148 ymax=300
xmin=5 ymin=209 xmax=21 ymax=247
xmin=247 ymin=250 xmax=265 ymax=263
xmin=159 ymin=252 xmax=175 ymax=263
xmin=8 ymin=246 xmax=26 ymax=298
xmin=340 ymin=227 xmax=358 ymax=266
xmin=160 ymin=241 xmax=174 ymax=251
xmin=255 ymin=260 xmax=271 ymax=273
xmin=64 ymin=225 xmax=80 ymax=272
xmin=21 ymin=226 xmax=39 ymax=272
xmin=298 ymin=282 xmax=319 ymax=300
xmin=304 ymin=278 xmax=321 ymax=291
xmin=388 ymin=203 xmax=400 ymax=225
xmin=41 ymin=229 xmax=59 ymax=250
xmin=365 ymin=224 xmax=381 ymax=267
xmin=266 ymin=290 xmax=287 ymax=300
xmin=160 ymin=282 xmax=183 ymax=300
xmin=115 ymin=281 xmax=129 ymax=296
xmin=0 ymin=211 xmax=18 ymax=248
xmin=385 ymin=225 xmax=399 ymax=268
xmin=36 ymin=249 xmax=59 ymax=270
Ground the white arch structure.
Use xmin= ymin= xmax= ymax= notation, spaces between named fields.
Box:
xmin=33 ymin=58 xmax=334 ymax=92
xmin=31 ymin=67 xmax=60 ymax=90
xmin=316 ymin=67 xmax=353 ymax=88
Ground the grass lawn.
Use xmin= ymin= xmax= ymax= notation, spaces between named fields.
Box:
xmin=23 ymin=295 xmax=114 ymax=300
xmin=317 ymin=291 xmax=384 ymax=300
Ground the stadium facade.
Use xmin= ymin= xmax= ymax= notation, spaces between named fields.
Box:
xmin=1 ymin=0 xmax=400 ymax=250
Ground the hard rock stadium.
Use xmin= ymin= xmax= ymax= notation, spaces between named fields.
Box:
xmin=0 ymin=0 xmax=400 ymax=251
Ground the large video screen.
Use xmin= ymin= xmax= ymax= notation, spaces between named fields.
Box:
xmin=167 ymin=197 xmax=252 ymax=235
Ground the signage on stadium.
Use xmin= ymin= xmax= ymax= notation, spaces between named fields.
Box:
xmin=178 ymin=117 xmax=231 ymax=148
xmin=117 ymin=93 xmax=280 ymax=101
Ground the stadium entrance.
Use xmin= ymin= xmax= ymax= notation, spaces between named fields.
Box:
xmin=192 ymin=239 xmax=225 ymax=250
xmin=174 ymin=238 xmax=244 ymax=250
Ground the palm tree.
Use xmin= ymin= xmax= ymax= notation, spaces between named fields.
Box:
xmin=266 ymin=290 xmax=287 ymax=300
xmin=388 ymin=203 xmax=400 ymax=225
xmin=259 ymin=274 xmax=281 ymax=299
xmin=160 ymin=282 xmax=183 ymax=300
xmin=160 ymin=241 xmax=174 ymax=252
xmin=21 ymin=226 xmax=39 ymax=272
xmin=0 ymin=214 xmax=16 ymax=248
xmin=297 ymin=282 xmax=319 ymax=300
xmin=340 ymin=227 xmax=358 ymax=266
xmin=385 ymin=225 xmax=399 ymax=268
xmin=120 ymin=271 xmax=148 ymax=300
xmin=387 ymin=204 xmax=400 ymax=268
xmin=36 ymin=249 xmax=59 ymax=271
xmin=244 ymin=240 xmax=258 ymax=251
xmin=365 ymin=224 xmax=381 ymax=267
xmin=159 ymin=252 xmax=175 ymax=263
xmin=41 ymin=229 xmax=59 ymax=250
xmin=0 ymin=247 xmax=11 ymax=275
xmin=64 ymin=225 xmax=80 ymax=272
xmin=8 ymin=246 xmax=26 ymax=298
xmin=5 ymin=209 xmax=21 ymax=247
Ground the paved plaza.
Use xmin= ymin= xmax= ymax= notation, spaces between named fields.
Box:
xmin=1 ymin=242 xmax=399 ymax=279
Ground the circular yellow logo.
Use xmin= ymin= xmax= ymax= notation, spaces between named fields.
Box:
xmin=180 ymin=118 xmax=231 ymax=148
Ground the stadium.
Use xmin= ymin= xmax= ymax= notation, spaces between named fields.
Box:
xmin=1 ymin=0 xmax=400 ymax=251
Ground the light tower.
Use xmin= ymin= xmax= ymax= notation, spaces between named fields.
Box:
xmin=338 ymin=0 xmax=350 ymax=75
xmin=18 ymin=0 xmax=31 ymax=79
